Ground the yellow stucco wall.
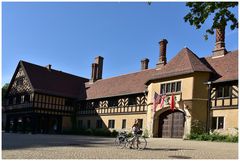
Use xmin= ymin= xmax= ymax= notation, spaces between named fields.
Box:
xmin=192 ymin=72 xmax=209 ymax=99
xmin=211 ymin=109 xmax=238 ymax=129
xmin=77 ymin=113 xmax=147 ymax=132
xmin=147 ymin=74 xmax=194 ymax=105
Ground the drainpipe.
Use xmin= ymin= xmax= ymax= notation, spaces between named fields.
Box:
xmin=206 ymin=81 xmax=212 ymax=134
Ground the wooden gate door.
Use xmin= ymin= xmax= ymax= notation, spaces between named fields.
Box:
xmin=158 ymin=110 xmax=185 ymax=138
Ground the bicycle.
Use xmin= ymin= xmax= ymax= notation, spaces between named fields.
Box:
xmin=115 ymin=130 xmax=147 ymax=150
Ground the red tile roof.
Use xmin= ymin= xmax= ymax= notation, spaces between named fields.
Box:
xmin=21 ymin=61 xmax=89 ymax=98
xmin=85 ymin=69 xmax=156 ymax=100
xmin=201 ymin=50 xmax=238 ymax=83
xmin=16 ymin=48 xmax=237 ymax=100
xmin=149 ymin=48 xmax=212 ymax=82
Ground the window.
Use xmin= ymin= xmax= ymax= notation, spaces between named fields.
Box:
xmin=13 ymin=97 xmax=16 ymax=104
xmin=171 ymin=82 xmax=176 ymax=92
xmin=122 ymin=119 xmax=126 ymax=129
xmin=108 ymin=120 xmax=115 ymax=128
xmin=160 ymin=81 xmax=182 ymax=94
xmin=211 ymin=117 xmax=224 ymax=130
xmin=217 ymin=86 xmax=230 ymax=98
xmin=87 ymin=120 xmax=91 ymax=128
xmin=16 ymin=96 xmax=21 ymax=104
xmin=96 ymin=120 xmax=103 ymax=128
xmin=138 ymin=119 xmax=143 ymax=128
xmin=166 ymin=83 xmax=171 ymax=93
xmin=16 ymin=78 xmax=23 ymax=86
xmin=176 ymin=81 xmax=181 ymax=92
xmin=160 ymin=84 xmax=166 ymax=94
xmin=21 ymin=95 xmax=24 ymax=103
xmin=24 ymin=95 xmax=30 ymax=103
xmin=78 ymin=120 xmax=83 ymax=129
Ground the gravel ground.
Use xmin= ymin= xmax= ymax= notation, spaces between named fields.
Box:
xmin=2 ymin=133 xmax=238 ymax=159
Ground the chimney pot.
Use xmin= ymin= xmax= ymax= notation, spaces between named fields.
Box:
xmin=46 ymin=64 xmax=52 ymax=70
xmin=141 ymin=58 xmax=149 ymax=70
xmin=156 ymin=39 xmax=168 ymax=68
xmin=212 ymin=26 xmax=227 ymax=58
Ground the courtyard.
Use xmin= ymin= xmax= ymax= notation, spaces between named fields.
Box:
xmin=2 ymin=133 xmax=238 ymax=159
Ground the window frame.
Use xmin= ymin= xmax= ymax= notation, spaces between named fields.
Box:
xmin=160 ymin=81 xmax=182 ymax=94
xmin=108 ymin=120 xmax=115 ymax=129
xmin=211 ymin=116 xmax=224 ymax=130
xmin=122 ymin=119 xmax=126 ymax=129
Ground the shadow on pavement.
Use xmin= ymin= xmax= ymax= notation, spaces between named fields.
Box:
xmin=145 ymin=147 xmax=195 ymax=151
xmin=2 ymin=132 xmax=115 ymax=150
xmin=168 ymin=155 xmax=192 ymax=159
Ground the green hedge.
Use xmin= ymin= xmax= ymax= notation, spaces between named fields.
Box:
xmin=188 ymin=133 xmax=238 ymax=143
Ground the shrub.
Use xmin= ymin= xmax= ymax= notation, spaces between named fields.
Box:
xmin=111 ymin=130 xmax=118 ymax=137
xmin=143 ymin=129 xmax=149 ymax=138
xmin=84 ymin=128 xmax=94 ymax=135
xmin=188 ymin=132 xmax=238 ymax=143
xmin=191 ymin=120 xmax=205 ymax=134
xmin=127 ymin=132 xmax=133 ymax=137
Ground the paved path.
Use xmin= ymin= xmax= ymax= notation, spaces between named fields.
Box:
xmin=2 ymin=133 xmax=238 ymax=159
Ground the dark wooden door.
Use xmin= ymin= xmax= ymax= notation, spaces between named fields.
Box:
xmin=158 ymin=110 xmax=185 ymax=138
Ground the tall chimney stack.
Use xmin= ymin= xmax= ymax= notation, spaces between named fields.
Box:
xmin=212 ymin=25 xmax=227 ymax=58
xmin=141 ymin=58 xmax=149 ymax=70
xmin=91 ymin=63 xmax=98 ymax=82
xmin=95 ymin=56 xmax=104 ymax=80
xmin=156 ymin=39 xmax=168 ymax=68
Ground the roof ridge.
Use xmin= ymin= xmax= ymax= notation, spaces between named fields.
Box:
xmin=21 ymin=60 xmax=89 ymax=80
xmin=184 ymin=48 xmax=195 ymax=72
xmin=89 ymin=68 xmax=156 ymax=83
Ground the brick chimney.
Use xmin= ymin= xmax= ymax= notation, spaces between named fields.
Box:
xmin=91 ymin=63 xmax=98 ymax=82
xmin=95 ymin=56 xmax=104 ymax=80
xmin=46 ymin=64 xmax=52 ymax=70
xmin=212 ymin=26 xmax=227 ymax=58
xmin=141 ymin=58 xmax=149 ymax=70
xmin=156 ymin=39 xmax=168 ymax=68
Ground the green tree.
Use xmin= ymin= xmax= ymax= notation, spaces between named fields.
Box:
xmin=184 ymin=2 xmax=238 ymax=39
xmin=2 ymin=83 xmax=9 ymax=105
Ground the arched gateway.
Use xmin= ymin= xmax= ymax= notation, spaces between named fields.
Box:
xmin=158 ymin=110 xmax=185 ymax=138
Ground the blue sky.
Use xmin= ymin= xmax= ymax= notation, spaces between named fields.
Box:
xmin=2 ymin=2 xmax=238 ymax=86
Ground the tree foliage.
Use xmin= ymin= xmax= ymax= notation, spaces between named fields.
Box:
xmin=2 ymin=83 xmax=9 ymax=102
xmin=184 ymin=2 xmax=238 ymax=39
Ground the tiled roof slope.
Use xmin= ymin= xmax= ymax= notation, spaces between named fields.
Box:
xmin=21 ymin=61 xmax=89 ymax=98
xmin=85 ymin=69 xmax=156 ymax=100
xmin=200 ymin=50 xmax=238 ymax=83
xmin=150 ymin=47 xmax=212 ymax=81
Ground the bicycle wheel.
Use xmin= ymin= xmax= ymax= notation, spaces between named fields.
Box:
xmin=118 ymin=138 xmax=127 ymax=149
xmin=136 ymin=136 xmax=147 ymax=150
xmin=114 ymin=137 xmax=120 ymax=146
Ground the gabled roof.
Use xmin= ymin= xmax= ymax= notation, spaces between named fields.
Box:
xmin=85 ymin=69 xmax=156 ymax=100
xmin=21 ymin=61 xmax=89 ymax=98
xmin=201 ymin=50 xmax=238 ymax=83
xmin=149 ymin=47 xmax=212 ymax=82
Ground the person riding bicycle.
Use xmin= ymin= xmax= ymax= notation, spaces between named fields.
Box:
xmin=130 ymin=119 xmax=141 ymax=148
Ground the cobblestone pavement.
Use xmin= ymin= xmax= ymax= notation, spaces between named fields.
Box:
xmin=2 ymin=133 xmax=238 ymax=159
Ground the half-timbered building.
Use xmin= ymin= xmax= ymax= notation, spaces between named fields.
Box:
xmin=4 ymin=27 xmax=238 ymax=138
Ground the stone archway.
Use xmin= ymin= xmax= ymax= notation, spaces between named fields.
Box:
xmin=157 ymin=110 xmax=185 ymax=138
